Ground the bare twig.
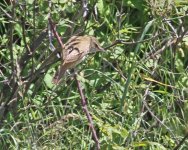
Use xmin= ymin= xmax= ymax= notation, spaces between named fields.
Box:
xmin=9 ymin=0 xmax=15 ymax=85
xmin=21 ymin=4 xmax=31 ymax=54
xmin=0 ymin=1 xmax=17 ymax=123
xmin=82 ymin=0 xmax=89 ymax=19
xmin=31 ymin=0 xmax=37 ymax=75
xmin=104 ymin=32 xmax=164 ymax=50
xmin=48 ymin=0 xmax=60 ymax=58
xmin=24 ymin=48 xmax=59 ymax=81
xmin=141 ymin=64 xmax=178 ymax=144
xmin=142 ymin=89 xmax=177 ymax=142
xmin=74 ymin=74 xmax=100 ymax=150
xmin=102 ymin=58 xmax=127 ymax=80
xmin=173 ymin=133 xmax=188 ymax=150
xmin=145 ymin=30 xmax=188 ymax=61
xmin=18 ymin=28 xmax=48 ymax=71
xmin=48 ymin=18 xmax=65 ymax=55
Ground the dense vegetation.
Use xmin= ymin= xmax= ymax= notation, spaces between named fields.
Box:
xmin=0 ymin=0 xmax=188 ymax=149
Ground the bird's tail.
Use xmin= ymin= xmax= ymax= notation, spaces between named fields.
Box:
xmin=52 ymin=66 xmax=66 ymax=84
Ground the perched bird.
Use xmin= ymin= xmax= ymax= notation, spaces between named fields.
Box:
xmin=52 ymin=35 xmax=104 ymax=84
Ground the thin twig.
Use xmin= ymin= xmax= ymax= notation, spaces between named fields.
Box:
xmin=31 ymin=0 xmax=37 ymax=75
xmin=18 ymin=28 xmax=48 ymax=71
xmin=9 ymin=0 xmax=15 ymax=85
xmin=104 ymin=32 xmax=164 ymax=50
xmin=145 ymin=30 xmax=188 ymax=61
xmin=21 ymin=4 xmax=31 ymax=54
xmin=173 ymin=133 xmax=188 ymax=150
xmin=0 ymin=5 xmax=12 ymax=19
xmin=141 ymin=64 xmax=178 ymax=144
xmin=74 ymin=74 xmax=100 ymax=150
xmin=48 ymin=18 xmax=65 ymax=56
xmin=81 ymin=0 xmax=89 ymax=19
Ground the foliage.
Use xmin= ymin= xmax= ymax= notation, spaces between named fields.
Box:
xmin=0 ymin=0 xmax=188 ymax=149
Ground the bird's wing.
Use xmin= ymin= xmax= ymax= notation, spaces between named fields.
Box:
xmin=64 ymin=48 xmax=85 ymax=64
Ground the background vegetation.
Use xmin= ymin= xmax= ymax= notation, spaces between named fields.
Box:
xmin=0 ymin=0 xmax=188 ymax=149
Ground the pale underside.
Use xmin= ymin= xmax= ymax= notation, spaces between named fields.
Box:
xmin=52 ymin=35 xmax=104 ymax=84
xmin=53 ymin=37 xmax=91 ymax=84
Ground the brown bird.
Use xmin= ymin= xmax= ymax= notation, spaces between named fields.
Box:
xmin=52 ymin=35 xmax=104 ymax=84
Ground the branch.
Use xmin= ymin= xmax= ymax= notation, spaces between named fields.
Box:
xmin=74 ymin=74 xmax=100 ymax=150
xmin=18 ymin=28 xmax=48 ymax=71
xmin=48 ymin=18 xmax=65 ymax=56
xmin=104 ymin=32 xmax=164 ymax=50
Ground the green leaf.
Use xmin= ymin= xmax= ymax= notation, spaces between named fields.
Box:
xmin=97 ymin=0 xmax=104 ymax=15
xmin=44 ymin=73 xmax=54 ymax=89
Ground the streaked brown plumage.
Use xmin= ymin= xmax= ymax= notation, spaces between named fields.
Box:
xmin=52 ymin=35 xmax=104 ymax=84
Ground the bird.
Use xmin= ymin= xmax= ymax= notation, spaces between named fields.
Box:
xmin=52 ymin=35 xmax=104 ymax=84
